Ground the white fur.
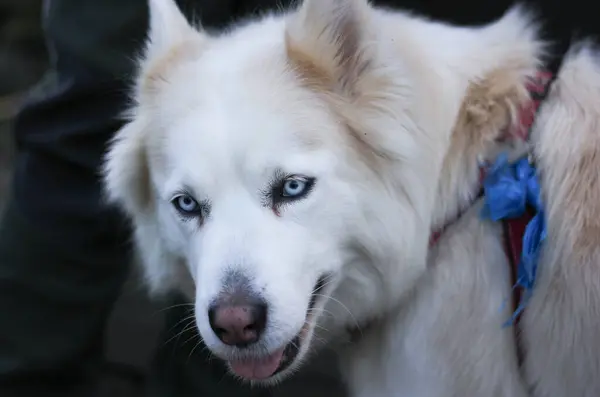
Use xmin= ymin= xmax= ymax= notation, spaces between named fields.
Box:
xmin=340 ymin=202 xmax=526 ymax=397
xmin=520 ymin=43 xmax=600 ymax=397
xmin=101 ymin=0 xmax=564 ymax=395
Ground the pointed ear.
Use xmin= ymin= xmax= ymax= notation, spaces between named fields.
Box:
xmin=146 ymin=0 xmax=200 ymax=58
xmin=285 ymin=0 xmax=374 ymax=95
xmin=138 ymin=0 xmax=207 ymax=98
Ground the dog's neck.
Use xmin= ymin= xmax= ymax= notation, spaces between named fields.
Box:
xmin=431 ymin=71 xmax=540 ymax=237
xmin=343 ymin=71 xmax=549 ymax=345
xmin=431 ymin=70 xmax=551 ymax=244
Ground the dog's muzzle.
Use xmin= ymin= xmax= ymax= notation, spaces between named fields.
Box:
xmin=224 ymin=275 xmax=329 ymax=380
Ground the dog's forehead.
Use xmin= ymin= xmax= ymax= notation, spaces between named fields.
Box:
xmin=150 ymin=23 xmax=346 ymax=187
xmin=160 ymin=95 xmax=338 ymax=189
xmin=152 ymin=83 xmax=341 ymax=192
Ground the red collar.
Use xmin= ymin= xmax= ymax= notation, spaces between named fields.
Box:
xmin=430 ymin=71 xmax=552 ymax=246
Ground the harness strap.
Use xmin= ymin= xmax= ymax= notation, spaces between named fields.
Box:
xmin=502 ymin=71 xmax=553 ymax=326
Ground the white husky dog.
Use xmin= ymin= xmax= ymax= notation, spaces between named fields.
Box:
xmin=103 ymin=0 xmax=600 ymax=395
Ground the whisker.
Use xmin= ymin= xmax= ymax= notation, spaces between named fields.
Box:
xmin=312 ymin=293 xmax=362 ymax=336
xmin=163 ymin=319 xmax=196 ymax=347
xmin=307 ymin=307 xmax=336 ymax=318
xmin=163 ymin=313 xmax=196 ymax=336
xmin=154 ymin=302 xmax=195 ymax=315
xmin=188 ymin=339 xmax=208 ymax=364
xmin=181 ymin=331 xmax=200 ymax=347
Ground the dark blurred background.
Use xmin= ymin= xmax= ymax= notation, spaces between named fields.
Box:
xmin=0 ymin=0 xmax=48 ymax=210
xmin=0 ymin=2 xmax=164 ymax=396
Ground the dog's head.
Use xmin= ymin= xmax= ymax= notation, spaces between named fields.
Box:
xmin=103 ymin=0 xmax=542 ymax=384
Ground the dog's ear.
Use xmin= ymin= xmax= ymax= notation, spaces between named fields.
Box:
xmin=103 ymin=117 xmax=152 ymax=215
xmin=146 ymin=0 xmax=202 ymax=59
xmin=101 ymin=0 xmax=204 ymax=296
xmin=285 ymin=0 xmax=373 ymax=95
xmin=104 ymin=0 xmax=195 ymax=217
xmin=103 ymin=117 xmax=187 ymax=296
xmin=139 ymin=0 xmax=206 ymax=98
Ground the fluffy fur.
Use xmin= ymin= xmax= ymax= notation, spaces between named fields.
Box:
xmin=100 ymin=0 xmax=600 ymax=395
xmin=340 ymin=202 xmax=526 ymax=397
xmin=339 ymin=41 xmax=541 ymax=397
xmin=520 ymin=44 xmax=600 ymax=397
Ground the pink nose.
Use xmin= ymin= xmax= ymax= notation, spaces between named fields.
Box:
xmin=208 ymin=303 xmax=267 ymax=347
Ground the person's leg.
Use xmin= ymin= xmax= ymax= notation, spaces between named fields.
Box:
xmin=0 ymin=1 xmax=270 ymax=396
xmin=0 ymin=0 xmax=148 ymax=395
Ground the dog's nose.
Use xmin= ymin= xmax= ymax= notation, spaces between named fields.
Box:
xmin=208 ymin=302 xmax=267 ymax=347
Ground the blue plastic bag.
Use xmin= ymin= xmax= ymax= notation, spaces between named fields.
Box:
xmin=480 ymin=153 xmax=546 ymax=325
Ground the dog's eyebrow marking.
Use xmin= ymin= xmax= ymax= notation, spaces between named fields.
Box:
xmin=180 ymin=183 xmax=200 ymax=198
xmin=260 ymin=167 xmax=287 ymax=208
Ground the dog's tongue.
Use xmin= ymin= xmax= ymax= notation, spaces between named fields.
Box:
xmin=229 ymin=348 xmax=284 ymax=380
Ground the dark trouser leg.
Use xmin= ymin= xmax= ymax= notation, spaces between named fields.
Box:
xmin=0 ymin=1 xmax=267 ymax=396
xmin=0 ymin=0 xmax=147 ymax=394
xmin=0 ymin=197 xmax=131 ymax=397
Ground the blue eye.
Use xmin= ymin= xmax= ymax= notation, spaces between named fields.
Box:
xmin=172 ymin=194 xmax=200 ymax=214
xmin=282 ymin=178 xmax=308 ymax=197
xmin=276 ymin=176 xmax=315 ymax=203
xmin=265 ymin=173 xmax=316 ymax=211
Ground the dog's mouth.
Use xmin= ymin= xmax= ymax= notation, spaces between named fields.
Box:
xmin=227 ymin=276 xmax=328 ymax=381
xmin=228 ymin=334 xmax=302 ymax=380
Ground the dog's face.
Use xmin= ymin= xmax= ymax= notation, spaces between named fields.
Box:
xmin=106 ymin=0 xmax=410 ymax=383
xmin=104 ymin=0 xmax=541 ymax=385
xmin=159 ymin=84 xmax=352 ymax=379
xmin=147 ymin=30 xmax=365 ymax=380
